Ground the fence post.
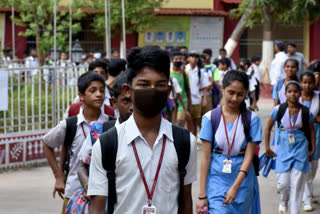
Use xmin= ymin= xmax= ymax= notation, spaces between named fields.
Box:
xmin=52 ymin=67 xmax=57 ymax=127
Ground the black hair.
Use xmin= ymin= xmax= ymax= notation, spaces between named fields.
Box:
xmin=202 ymin=48 xmax=212 ymax=56
xmin=218 ymin=57 xmax=230 ymax=67
xmin=77 ymin=71 xmax=106 ymax=94
xmin=236 ymin=65 xmax=245 ymax=72
xmin=284 ymin=58 xmax=299 ymax=69
xmin=171 ymin=51 xmax=182 ymax=59
xmin=88 ymin=59 xmax=108 ymax=74
xmin=285 ymin=80 xmax=301 ymax=92
xmin=308 ymin=60 xmax=320 ymax=73
xmin=126 ymin=45 xmax=170 ymax=85
xmin=222 ymin=70 xmax=251 ymax=141
xmin=287 ymin=41 xmax=296 ymax=48
xmin=188 ymin=52 xmax=200 ymax=58
xmin=108 ymin=58 xmax=127 ymax=77
xmin=111 ymin=48 xmax=118 ymax=54
xmin=181 ymin=52 xmax=188 ymax=59
xmin=241 ymin=58 xmax=251 ymax=68
xmin=179 ymin=46 xmax=188 ymax=51
xmin=300 ymin=70 xmax=316 ymax=83
xmin=112 ymin=73 xmax=128 ymax=98
xmin=251 ymin=55 xmax=261 ymax=63
xmin=219 ymin=48 xmax=227 ymax=53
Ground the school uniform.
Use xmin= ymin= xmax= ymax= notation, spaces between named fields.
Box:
xmin=199 ymin=109 xmax=262 ymax=214
xmin=43 ymin=108 xmax=109 ymax=214
xmin=270 ymin=105 xmax=313 ymax=214
xmin=272 ymin=79 xmax=287 ymax=104
xmin=300 ymin=92 xmax=320 ymax=205
xmin=87 ymin=115 xmax=197 ymax=214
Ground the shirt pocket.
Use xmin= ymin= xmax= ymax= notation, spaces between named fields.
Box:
xmin=159 ymin=152 xmax=179 ymax=193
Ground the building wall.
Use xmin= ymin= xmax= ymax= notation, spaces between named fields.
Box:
xmin=162 ymin=0 xmax=213 ymax=9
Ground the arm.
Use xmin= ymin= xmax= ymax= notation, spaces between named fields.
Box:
xmin=264 ymin=117 xmax=276 ymax=157
xmin=78 ymin=162 xmax=89 ymax=192
xmin=90 ymin=196 xmax=107 ymax=214
xmin=201 ymin=88 xmax=208 ymax=108
xmin=177 ymin=93 xmax=191 ymax=121
xmin=309 ymin=122 xmax=315 ymax=161
xmin=223 ymin=142 xmax=257 ymax=205
xmin=249 ymin=91 xmax=258 ymax=111
xmin=186 ymin=89 xmax=192 ymax=113
xmin=195 ymin=140 xmax=211 ymax=213
xmin=178 ymin=184 xmax=193 ymax=214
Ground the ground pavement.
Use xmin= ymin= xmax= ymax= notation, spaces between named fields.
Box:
xmin=1 ymin=99 xmax=320 ymax=213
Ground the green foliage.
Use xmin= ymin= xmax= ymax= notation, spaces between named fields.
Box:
xmin=90 ymin=0 xmax=164 ymax=37
xmin=0 ymin=0 xmax=85 ymax=52
xmin=230 ymin=0 xmax=320 ymax=28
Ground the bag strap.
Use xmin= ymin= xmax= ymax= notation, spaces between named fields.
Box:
xmin=277 ymin=102 xmax=288 ymax=127
xmin=210 ymin=106 xmax=222 ymax=152
xmin=68 ymin=102 xmax=82 ymax=117
xmin=63 ymin=116 xmax=78 ymax=177
xmin=100 ymin=127 xmax=118 ymax=214
xmin=172 ymin=125 xmax=190 ymax=209
xmin=102 ymin=120 xmax=116 ymax=133
xmin=301 ymin=105 xmax=312 ymax=151
xmin=104 ymin=104 xmax=115 ymax=117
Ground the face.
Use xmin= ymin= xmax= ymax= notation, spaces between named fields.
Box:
xmin=287 ymin=45 xmax=296 ymax=55
xmin=285 ymin=84 xmax=301 ymax=103
xmin=274 ymin=44 xmax=279 ymax=53
xmin=180 ymin=48 xmax=187 ymax=54
xmin=222 ymin=81 xmax=247 ymax=110
xmin=112 ymin=51 xmax=119 ymax=57
xmin=79 ymin=81 xmax=105 ymax=109
xmin=112 ymin=86 xmax=133 ymax=122
xmin=60 ymin=53 xmax=68 ymax=60
xmin=220 ymin=51 xmax=226 ymax=58
xmin=284 ymin=61 xmax=298 ymax=79
xmin=202 ymin=53 xmax=211 ymax=63
xmin=131 ymin=67 xmax=169 ymax=91
xmin=314 ymin=72 xmax=320 ymax=87
xmin=93 ymin=67 xmax=107 ymax=80
xmin=188 ymin=56 xmax=198 ymax=65
xmin=218 ymin=63 xmax=227 ymax=71
xmin=172 ymin=55 xmax=182 ymax=63
xmin=254 ymin=60 xmax=260 ymax=66
xmin=301 ymin=75 xmax=315 ymax=94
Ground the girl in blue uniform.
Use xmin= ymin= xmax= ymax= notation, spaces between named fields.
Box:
xmin=299 ymin=71 xmax=320 ymax=211
xmin=196 ymin=70 xmax=262 ymax=214
xmin=265 ymin=81 xmax=315 ymax=214
xmin=272 ymin=59 xmax=299 ymax=106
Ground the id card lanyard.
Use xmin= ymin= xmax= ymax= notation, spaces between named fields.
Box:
xmin=221 ymin=112 xmax=240 ymax=160
xmin=288 ymin=109 xmax=299 ymax=144
xmin=81 ymin=123 xmax=87 ymax=138
xmin=132 ymin=135 xmax=167 ymax=207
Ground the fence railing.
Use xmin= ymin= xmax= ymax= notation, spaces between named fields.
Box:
xmin=0 ymin=63 xmax=87 ymax=134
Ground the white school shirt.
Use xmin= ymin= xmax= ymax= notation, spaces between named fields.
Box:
xmin=248 ymin=64 xmax=261 ymax=83
xmin=87 ymin=115 xmax=197 ymax=214
xmin=169 ymin=77 xmax=182 ymax=100
xmin=185 ymin=64 xmax=211 ymax=105
xmin=269 ymin=51 xmax=288 ymax=86
xmin=43 ymin=108 xmax=109 ymax=198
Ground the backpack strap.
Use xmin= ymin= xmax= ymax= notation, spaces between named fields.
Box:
xmin=102 ymin=120 xmax=116 ymax=133
xmin=172 ymin=125 xmax=190 ymax=209
xmin=68 ymin=102 xmax=82 ymax=117
xmin=104 ymin=104 xmax=115 ymax=117
xmin=210 ymin=106 xmax=222 ymax=152
xmin=275 ymin=79 xmax=284 ymax=105
xmin=277 ymin=102 xmax=288 ymax=128
xmin=100 ymin=127 xmax=118 ymax=214
xmin=63 ymin=116 xmax=78 ymax=177
xmin=301 ymin=105 xmax=312 ymax=151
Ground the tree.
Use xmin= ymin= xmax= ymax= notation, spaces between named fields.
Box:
xmin=228 ymin=0 xmax=320 ymax=83
xmin=0 ymin=0 xmax=86 ymax=65
xmin=90 ymin=0 xmax=164 ymax=37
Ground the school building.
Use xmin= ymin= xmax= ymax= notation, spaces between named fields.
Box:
xmin=1 ymin=0 xmax=320 ymax=63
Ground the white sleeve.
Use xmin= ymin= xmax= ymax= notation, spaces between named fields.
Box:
xmin=184 ymin=133 xmax=197 ymax=185
xmin=200 ymin=70 xmax=211 ymax=88
xmin=172 ymin=78 xmax=182 ymax=94
xmin=43 ymin=120 xmax=66 ymax=148
xmin=269 ymin=59 xmax=281 ymax=86
xmin=87 ymin=140 xmax=109 ymax=196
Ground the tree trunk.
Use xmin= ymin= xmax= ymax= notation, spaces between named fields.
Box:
xmin=224 ymin=0 xmax=256 ymax=57
xmin=260 ymin=6 xmax=273 ymax=84
xmin=33 ymin=10 xmax=45 ymax=66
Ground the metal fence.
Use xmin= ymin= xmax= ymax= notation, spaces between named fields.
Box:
xmin=0 ymin=62 xmax=87 ymax=134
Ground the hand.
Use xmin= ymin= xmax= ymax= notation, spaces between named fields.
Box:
xmin=223 ymin=185 xmax=238 ymax=205
xmin=265 ymin=148 xmax=276 ymax=158
xmin=81 ymin=190 xmax=91 ymax=202
xmin=196 ymin=199 xmax=208 ymax=214
xmin=53 ymin=174 xmax=65 ymax=199
xmin=202 ymin=99 xmax=207 ymax=108
xmin=315 ymin=115 xmax=320 ymax=123
xmin=309 ymin=150 xmax=315 ymax=161
xmin=184 ymin=110 xmax=191 ymax=121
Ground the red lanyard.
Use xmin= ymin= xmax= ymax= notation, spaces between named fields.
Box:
xmin=289 ymin=110 xmax=299 ymax=130
xmin=81 ymin=123 xmax=87 ymax=138
xmin=132 ymin=136 xmax=166 ymax=206
xmin=221 ymin=112 xmax=240 ymax=160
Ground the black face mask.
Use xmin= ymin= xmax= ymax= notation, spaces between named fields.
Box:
xmin=133 ymin=88 xmax=168 ymax=118
xmin=173 ymin=61 xmax=182 ymax=69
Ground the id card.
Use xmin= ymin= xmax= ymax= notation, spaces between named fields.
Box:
xmin=288 ymin=133 xmax=295 ymax=144
xmin=222 ymin=159 xmax=232 ymax=173
xmin=142 ymin=205 xmax=156 ymax=214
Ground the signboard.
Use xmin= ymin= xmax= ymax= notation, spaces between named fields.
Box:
xmin=138 ymin=16 xmax=190 ymax=51
xmin=0 ymin=13 xmax=5 ymax=51
xmin=189 ymin=17 xmax=224 ymax=56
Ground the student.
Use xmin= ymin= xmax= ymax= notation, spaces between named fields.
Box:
xmin=242 ymin=58 xmax=258 ymax=111
xmin=299 ymin=71 xmax=320 ymax=211
xmin=214 ymin=48 xmax=236 ymax=70
xmin=201 ymin=48 xmax=216 ymax=115
xmin=196 ymin=70 xmax=262 ymax=214
xmin=186 ymin=52 xmax=210 ymax=136
xmin=265 ymin=81 xmax=315 ymax=214
xmin=66 ymin=73 xmax=133 ymax=214
xmin=73 ymin=60 xmax=111 ymax=106
xmin=269 ymin=40 xmax=289 ymax=86
xmin=287 ymin=41 xmax=307 ymax=77
xmin=272 ymin=59 xmax=299 ymax=106
xmin=88 ymin=45 xmax=197 ymax=214
xmin=43 ymin=72 xmax=111 ymax=214
xmin=308 ymin=60 xmax=320 ymax=91
xmin=170 ymin=51 xmax=192 ymax=127
xmin=105 ymin=58 xmax=126 ymax=89
xmin=248 ymin=55 xmax=261 ymax=102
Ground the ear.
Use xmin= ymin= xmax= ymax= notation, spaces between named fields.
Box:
xmin=78 ymin=92 xmax=84 ymax=102
xmin=111 ymin=97 xmax=118 ymax=109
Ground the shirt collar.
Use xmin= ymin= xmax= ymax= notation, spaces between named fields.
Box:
xmin=124 ymin=114 xmax=173 ymax=145
xmin=76 ymin=104 xmax=110 ymax=125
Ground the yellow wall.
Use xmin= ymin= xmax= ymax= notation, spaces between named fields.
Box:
xmin=162 ymin=0 xmax=213 ymax=9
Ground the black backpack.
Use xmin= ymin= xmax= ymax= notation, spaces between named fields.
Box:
xmin=276 ymin=102 xmax=311 ymax=150
xmin=100 ymin=125 xmax=190 ymax=214
xmin=62 ymin=116 xmax=116 ymax=177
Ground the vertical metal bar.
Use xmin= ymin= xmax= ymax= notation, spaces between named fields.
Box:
xmin=12 ymin=4 xmax=15 ymax=59
xmin=121 ymin=0 xmax=126 ymax=58
xmin=52 ymin=0 xmax=57 ymax=126
xmin=38 ymin=67 xmax=41 ymax=129
xmin=107 ymin=0 xmax=111 ymax=57
xmin=69 ymin=0 xmax=72 ymax=60
xmin=3 ymin=105 xmax=6 ymax=134
xmin=62 ymin=69 xmax=65 ymax=118
xmin=25 ymin=70 xmax=28 ymax=131
xmin=71 ymin=67 xmax=74 ymax=102
xmin=104 ymin=0 xmax=110 ymax=58
xmin=45 ymin=69 xmax=48 ymax=129
xmin=18 ymin=70 xmax=21 ymax=132
xmin=31 ymin=72 xmax=35 ymax=130
xmin=67 ymin=66 xmax=70 ymax=111
xmin=10 ymin=69 xmax=14 ymax=131
xmin=57 ymin=71 xmax=60 ymax=122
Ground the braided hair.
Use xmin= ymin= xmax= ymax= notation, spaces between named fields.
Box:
xmin=222 ymin=70 xmax=251 ymax=142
